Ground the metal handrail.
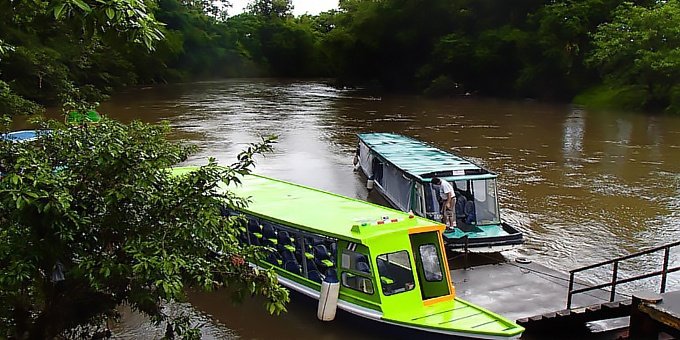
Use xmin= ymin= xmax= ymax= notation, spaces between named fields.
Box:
xmin=566 ymin=240 xmax=680 ymax=309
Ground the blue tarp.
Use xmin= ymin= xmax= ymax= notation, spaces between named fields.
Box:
xmin=1 ymin=130 xmax=40 ymax=142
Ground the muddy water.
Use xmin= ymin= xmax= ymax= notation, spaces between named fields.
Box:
xmin=16 ymin=79 xmax=680 ymax=338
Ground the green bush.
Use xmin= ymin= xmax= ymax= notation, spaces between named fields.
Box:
xmin=573 ymin=85 xmax=649 ymax=111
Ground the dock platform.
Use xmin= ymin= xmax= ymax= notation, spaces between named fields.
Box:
xmin=448 ymin=252 xmax=630 ymax=338
xmin=630 ymin=290 xmax=680 ymax=339
xmin=448 ymin=253 xmax=615 ymax=321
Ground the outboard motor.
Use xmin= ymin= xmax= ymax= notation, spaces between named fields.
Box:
xmin=317 ymin=269 xmax=340 ymax=321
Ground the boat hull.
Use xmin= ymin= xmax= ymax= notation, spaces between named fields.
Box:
xmin=277 ymin=273 xmax=520 ymax=340
xmin=444 ymin=222 xmax=524 ymax=253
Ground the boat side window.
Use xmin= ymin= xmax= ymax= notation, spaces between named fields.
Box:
xmin=340 ymin=248 xmax=374 ymax=295
xmin=376 ymin=251 xmax=415 ymax=296
xmin=283 ymin=232 xmax=337 ymax=283
xmin=418 ymin=244 xmax=443 ymax=282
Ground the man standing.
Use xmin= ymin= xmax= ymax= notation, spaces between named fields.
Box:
xmin=432 ymin=177 xmax=455 ymax=229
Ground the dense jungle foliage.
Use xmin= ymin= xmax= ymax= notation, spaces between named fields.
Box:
xmin=1 ymin=0 xmax=679 ymax=114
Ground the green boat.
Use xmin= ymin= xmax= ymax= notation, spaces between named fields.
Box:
xmin=355 ymin=133 xmax=523 ymax=253
xmin=173 ymin=167 xmax=524 ymax=339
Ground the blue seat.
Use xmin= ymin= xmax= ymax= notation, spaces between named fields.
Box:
xmin=261 ymin=223 xmax=277 ymax=248
xmin=308 ymin=270 xmax=323 ymax=283
xmin=376 ymin=258 xmax=397 ymax=288
xmin=277 ymin=231 xmax=292 ymax=245
xmin=265 ymin=251 xmax=282 ymax=267
xmin=313 ymin=244 xmax=333 ymax=269
xmin=277 ymin=231 xmax=296 ymax=253
xmin=357 ymin=261 xmax=370 ymax=273
xmin=281 ymin=248 xmax=297 ymax=263
xmin=305 ymin=258 xmax=323 ymax=283
xmin=279 ymin=248 xmax=301 ymax=275
xmin=237 ymin=231 xmax=249 ymax=245
xmin=455 ymin=194 xmax=468 ymax=219
xmin=294 ymin=238 xmax=314 ymax=259
xmin=309 ymin=237 xmax=324 ymax=247
xmin=247 ymin=219 xmax=260 ymax=233
xmin=325 ymin=268 xmax=339 ymax=283
xmin=355 ymin=254 xmax=370 ymax=273
xmin=284 ymin=261 xmax=301 ymax=275
xmin=464 ymin=201 xmax=476 ymax=224
xmin=262 ymin=223 xmax=277 ymax=239
xmin=247 ymin=219 xmax=262 ymax=246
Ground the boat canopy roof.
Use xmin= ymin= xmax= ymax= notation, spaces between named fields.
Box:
xmin=171 ymin=167 xmax=440 ymax=243
xmin=358 ymin=133 xmax=496 ymax=182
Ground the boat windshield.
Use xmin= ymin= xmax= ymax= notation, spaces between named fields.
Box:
xmin=376 ymin=251 xmax=415 ymax=296
xmin=470 ymin=178 xmax=500 ymax=225
xmin=428 ymin=178 xmax=501 ymax=227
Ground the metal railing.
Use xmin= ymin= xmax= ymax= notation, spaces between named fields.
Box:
xmin=567 ymin=240 xmax=680 ymax=309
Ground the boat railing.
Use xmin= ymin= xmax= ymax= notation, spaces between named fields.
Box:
xmin=567 ymin=240 xmax=680 ymax=309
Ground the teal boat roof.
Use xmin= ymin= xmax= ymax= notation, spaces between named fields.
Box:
xmin=358 ymin=133 xmax=496 ymax=181
xmin=171 ymin=167 xmax=441 ymax=243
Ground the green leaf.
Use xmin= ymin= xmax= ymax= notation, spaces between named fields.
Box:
xmin=54 ymin=3 xmax=67 ymax=19
xmin=106 ymin=8 xmax=114 ymax=20
xmin=71 ymin=0 xmax=91 ymax=12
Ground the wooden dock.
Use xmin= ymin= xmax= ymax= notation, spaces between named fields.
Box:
xmin=448 ymin=253 xmax=618 ymax=321
xmin=630 ymin=290 xmax=680 ymax=339
xmin=448 ymin=253 xmax=630 ymax=338
xmin=448 ymin=240 xmax=680 ymax=338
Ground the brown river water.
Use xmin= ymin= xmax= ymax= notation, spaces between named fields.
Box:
xmin=13 ymin=79 xmax=680 ymax=338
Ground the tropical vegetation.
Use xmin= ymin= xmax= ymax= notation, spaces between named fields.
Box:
xmin=2 ymin=0 xmax=678 ymax=114
xmin=0 ymin=118 xmax=287 ymax=338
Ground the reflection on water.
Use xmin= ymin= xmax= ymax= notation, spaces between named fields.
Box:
xmin=562 ymin=108 xmax=585 ymax=163
xmin=13 ymin=79 xmax=680 ymax=338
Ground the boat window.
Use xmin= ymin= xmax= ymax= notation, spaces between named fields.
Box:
xmin=240 ymin=218 xmax=338 ymax=283
xmin=471 ymin=179 xmax=500 ymax=225
xmin=339 ymin=245 xmax=374 ymax=294
xmin=341 ymin=249 xmax=371 ymax=273
xmin=284 ymin=232 xmax=337 ymax=282
xmin=418 ymin=244 xmax=443 ymax=282
xmin=341 ymin=272 xmax=374 ymax=294
xmin=424 ymin=183 xmax=439 ymax=220
xmin=376 ymin=251 xmax=415 ymax=296
xmin=454 ymin=180 xmax=466 ymax=191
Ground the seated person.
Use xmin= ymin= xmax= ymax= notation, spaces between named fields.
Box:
xmin=464 ymin=200 xmax=476 ymax=225
xmin=455 ymin=191 xmax=467 ymax=220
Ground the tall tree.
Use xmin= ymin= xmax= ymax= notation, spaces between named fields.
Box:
xmin=248 ymin=0 xmax=293 ymax=19
xmin=588 ymin=1 xmax=680 ymax=111
xmin=0 ymin=0 xmax=163 ymax=115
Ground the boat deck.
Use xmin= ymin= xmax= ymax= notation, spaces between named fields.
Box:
xmin=445 ymin=224 xmax=512 ymax=239
xmin=448 ymin=253 xmax=616 ymax=322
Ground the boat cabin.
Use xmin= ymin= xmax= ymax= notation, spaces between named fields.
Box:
xmin=355 ymin=133 xmax=523 ymax=252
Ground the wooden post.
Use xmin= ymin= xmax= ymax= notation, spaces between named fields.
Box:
xmin=610 ymin=261 xmax=618 ymax=302
xmin=629 ymin=291 xmax=663 ymax=340
xmin=567 ymin=271 xmax=574 ymax=309
xmin=661 ymin=247 xmax=670 ymax=294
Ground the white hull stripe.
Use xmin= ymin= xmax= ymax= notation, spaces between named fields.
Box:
xmin=276 ymin=274 xmax=521 ymax=340
xmin=276 ymin=274 xmax=382 ymax=320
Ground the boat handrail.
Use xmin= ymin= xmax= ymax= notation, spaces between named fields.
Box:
xmin=566 ymin=240 xmax=680 ymax=308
